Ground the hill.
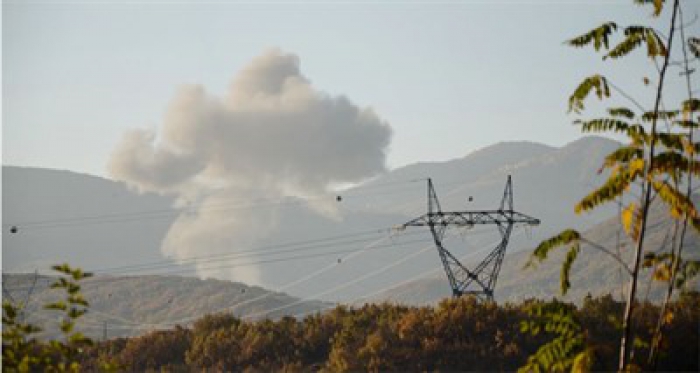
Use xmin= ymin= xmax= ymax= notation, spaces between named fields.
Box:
xmin=2 ymin=166 xmax=176 ymax=272
xmin=2 ymin=273 xmax=329 ymax=340
xmin=3 ymin=136 xmax=623 ymax=302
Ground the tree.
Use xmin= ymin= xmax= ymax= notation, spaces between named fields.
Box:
xmin=2 ymin=264 xmax=118 ymax=372
xmin=519 ymin=300 xmax=592 ymax=373
xmin=524 ymin=0 xmax=699 ymax=370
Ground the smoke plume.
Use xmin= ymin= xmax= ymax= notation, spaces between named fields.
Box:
xmin=108 ymin=49 xmax=392 ymax=285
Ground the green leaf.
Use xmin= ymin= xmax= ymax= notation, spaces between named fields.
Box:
xmin=70 ymin=268 xmax=92 ymax=281
xmin=651 ymin=151 xmax=700 ymax=181
xmin=651 ymin=132 xmax=689 ymax=152
xmin=520 ymin=321 xmax=530 ymax=333
xmin=605 ymin=26 xmax=667 ymax=59
xmin=68 ymin=332 xmax=93 ymax=346
xmin=642 ymin=251 xmax=671 ymax=268
xmin=67 ymin=308 xmax=87 ymax=319
xmin=45 ymin=302 xmax=68 ymax=312
xmin=642 ymin=110 xmax=679 ymax=122
xmin=603 ymin=146 xmax=643 ymax=169
xmin=66 ymin=283 xmax=81 ymax=295
xmin=60 ymin=319 xmax=74 ymax=334
xmin=682 ymin=98 xmax=700 ymax=113
xmin=50 ymin=277 xmax=70 ymax=290
xmin=571 ymin=348 xmax=594 ymax=373
xmin=676 ymin=260 xmax=700 ymax=288
xmin=607 ymin=107 xmax=636 ymax=119
xmin=673 ymin=120 xmax=699 ymax=129
xmin=569 ymin=75 xmax=610 ymax=113
xmin=52 ymin=263 xmax=73 ymax=275
xmin=650 ymin=180 xmax=699 ymax=219
xmin=527 ymin=229 xmax=581 ymax=268
xmin=561 ymin=245 xmax=580 ymax=295
xmin=605 ymin=30 xmax=643 ymax=59
xmin=633 ymin=0 xmax=665 ymax=17
xmin=567 ymin=22 xmax=618 ymax=51
xmin=633 ymin=336 xmax=650 ymax=349
xmin=576 ymin=118 xmax=631 ymax=134
xmin=67 ymin=295 xmax=89 ymax=307
xmin=576 ymin=166 xmax=642 ymax=213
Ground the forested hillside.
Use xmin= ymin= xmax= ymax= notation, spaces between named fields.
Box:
xmin=78 ymin=294 xmax=699 ymax=372
xmin=2 ymin=274 xmax=329 ymax=340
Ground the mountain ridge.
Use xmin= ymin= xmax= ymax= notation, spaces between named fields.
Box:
xmin=3 ymin=136 xmax=624 ymax=302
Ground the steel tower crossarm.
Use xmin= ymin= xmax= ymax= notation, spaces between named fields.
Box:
xmin=404 ymin=210 xmax=539 ymax=228
xmin=401 ymin=176 xmax=539 ymax=301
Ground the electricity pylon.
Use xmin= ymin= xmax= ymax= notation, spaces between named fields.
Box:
xmin=402 ymin=176 xmax=539 ymax=301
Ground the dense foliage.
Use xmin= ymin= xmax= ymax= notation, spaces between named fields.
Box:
xmin=77 ymin=294 xmax=699 ymax=372
xmin=525 ymin=0 xmax=699 ymax=369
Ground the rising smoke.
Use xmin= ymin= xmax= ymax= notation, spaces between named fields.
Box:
xmin=108 ymin=49 xmax=392 ymax=285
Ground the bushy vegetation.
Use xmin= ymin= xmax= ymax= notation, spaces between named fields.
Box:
xmin=76 ymin=293 xmax=699 ymax=372
xmin=2 ymin=264 xmax=117 ymax=372
xmin=525 ymin=0 xmax=699 ymax=369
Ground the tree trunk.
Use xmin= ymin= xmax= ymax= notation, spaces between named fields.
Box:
xmin=618 ymin=1 xmax=680 ymax=370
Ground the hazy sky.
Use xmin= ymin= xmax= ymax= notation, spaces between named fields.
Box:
xmin=3 ymin=0 xmax=697 ymax=178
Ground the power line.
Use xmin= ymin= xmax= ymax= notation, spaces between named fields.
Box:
xmin=401 ymin=176 xmax=539 ymax=301
xmin=7 ymin=223 xmax=492 ymax=291
xmin=106 ymin=237 xmax=432 ymax=278
xmin=12 ymin=178 xmax=503 ymax=332
xmin=86 ymin=236 xmax=435 ymax=330
xmin=86 ymin=232 xmax=400 ymax=329
xmin=38 ymin=227 xmax=524 ymax=337
xmin=243 ymin=242 xmax=437 ymax=321
xmin=91 ymin=227 xmax=405 ymax=274
xmin=117 ymin=228 xmax=495 ymax=328
xmin=3 ymin=233 xmax=428 ymax=292
xmin=350 ymin=228 xmax=527 ymax=306
xmin=3 ymin=176 xmax=486 ymax=232
xmin=99 ymin=227 xmax=502 ymax=329
xmin=3 ymin=179 xmax=425 ymax=231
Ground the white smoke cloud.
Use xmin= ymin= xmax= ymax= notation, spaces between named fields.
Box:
xmin=108 ymin=49 xmax=392 ymax=285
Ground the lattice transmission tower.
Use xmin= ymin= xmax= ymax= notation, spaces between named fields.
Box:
xmin=401 ymin=176 xmax=539 ymax=301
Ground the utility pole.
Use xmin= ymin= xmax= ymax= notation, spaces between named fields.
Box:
xmin=402 ymin=176 xmax=539 ymax=301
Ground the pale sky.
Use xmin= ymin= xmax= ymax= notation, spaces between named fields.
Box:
xmin=3 ymin=0 xmax=698 ymax=178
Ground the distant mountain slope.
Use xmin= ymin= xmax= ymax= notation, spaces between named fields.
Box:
xmin=2 ymin=274 xmax=329 ymax=340
xmin=3 ymin=136 xmax=624 ymax=302
xmin=2 ymin=166 xmax=176 ymax=272
xmin=370 ymin=140 xmax=555 ymax=189
xmin=368 ymin=198 xmax=700 ymax=305
xmin=352 ymin=136 xmax=619 ymax=227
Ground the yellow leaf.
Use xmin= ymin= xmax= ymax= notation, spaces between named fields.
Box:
xmin=681 ymin=137 xmax=695 ymax=156
xmin=629 ymin=159 xmax=645 ymax=176
xmin=622 ymin=203 xmax=634 ymax=235
xmin=664 ymin=309 xmax=674 ymax=324
xmin=572 ymin=349 xmax=594 ymax=373
xmin=653 ymin=263 xmax=672 ymax=282
xmin=621 ymin=203 xmax=641 ymax=241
